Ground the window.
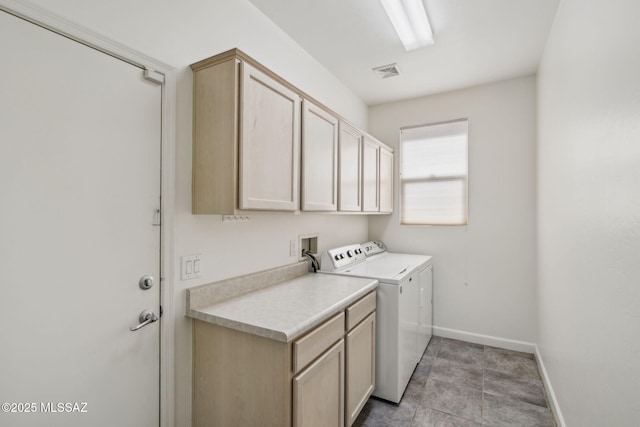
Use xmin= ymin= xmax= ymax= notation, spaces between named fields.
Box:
xmin=400 ymin=119 xmax=468 ymax=225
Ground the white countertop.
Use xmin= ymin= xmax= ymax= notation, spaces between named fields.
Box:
xmin=187 ymin=273 xmax=378 ymax=342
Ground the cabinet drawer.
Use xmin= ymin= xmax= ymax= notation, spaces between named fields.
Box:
xmin=293 ymin=312 xmax=345 ymax=373
xmin=346 ymin=291 xmax=376 ymax=331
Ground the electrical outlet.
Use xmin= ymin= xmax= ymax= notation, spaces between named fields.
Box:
xmin=289 ymin=240 xmax=298 ymax=257
xmin=181 ymin=254 xmax=202 ymax=280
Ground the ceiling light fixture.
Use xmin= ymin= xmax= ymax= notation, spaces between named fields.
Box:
xmin=379 ymin=0 xmax=434 ymax=51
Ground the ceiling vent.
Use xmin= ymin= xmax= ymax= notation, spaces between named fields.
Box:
xmin=372 ymin=63 xmax=400 ymax=79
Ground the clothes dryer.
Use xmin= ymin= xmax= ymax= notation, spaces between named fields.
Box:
xmin=320 ymin=242 xmax=432 ymax=403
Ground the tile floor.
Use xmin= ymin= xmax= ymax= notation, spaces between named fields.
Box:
xmin=354 ymin=337 xmax=556 ymax=427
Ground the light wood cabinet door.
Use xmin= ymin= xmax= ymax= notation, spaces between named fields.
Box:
xmin=379 ymin=146 xmax=393 ymax=213
xmin=362 ymin=137 xmax=380 ymax=212
xmin=239 ymin=62 xmax=301 ymax=211
xmin=346 ymin=312 xmax=376 ymax=426
xmin=293 ymin=339 xmax=345 ymax=427
xmin=338 ymin=122 xmax=362 ymax=211
xmin=301 ymin=100 xmax=338 ymax=211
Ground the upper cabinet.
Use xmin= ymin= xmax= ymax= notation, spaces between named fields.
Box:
xmin=240 ymin=63 xmax=301 ymax=211
xmin=191 ymin=49 xmax=393 ymax=215
xmin=379 ymin=146 xmax=393 ymax=213
xmin=301 ymin=100 xmax=338 ymax=211
xmin=361 ymin=136 xmax=380 ymax=213
xmin=338 ymin=122 xmax=362 ymax=212
xmin=191 ymin=54 xmax=300 ymax=214
xmin=340 ymin=129 xmax=393 ymax=214
xmin=191 ymin=57 xmax=238 ymax=215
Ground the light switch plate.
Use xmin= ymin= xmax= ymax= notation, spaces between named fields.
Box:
xmin=181 ymin=254 xmax=202 ymax=280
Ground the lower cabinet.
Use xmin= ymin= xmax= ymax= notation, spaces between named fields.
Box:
xmin=293 ymin=340 xmax=345 ymax=427
xmin=192 ymin=291 xmax=376 ymax=427
xmin=345 ymin=312 xmax=376 ymax=426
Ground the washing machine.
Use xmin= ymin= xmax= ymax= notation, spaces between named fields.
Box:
xmin=320 ymin=241 xmax=432 ymax=403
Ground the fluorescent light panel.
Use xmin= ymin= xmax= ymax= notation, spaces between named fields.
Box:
xmin=379 ymin=0 xmax=434 ymax=51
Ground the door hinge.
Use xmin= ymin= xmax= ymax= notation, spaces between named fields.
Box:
xmin=144 ymin=68 xmax=165 ymax=85
xmin=153 ymin=208 xmax=161 ymax=226
xmin=159 ymin=305 xmax=163 ymax=317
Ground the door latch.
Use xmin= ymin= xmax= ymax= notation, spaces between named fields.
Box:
xmin=130 ymin=309 xmax=158 ymax=331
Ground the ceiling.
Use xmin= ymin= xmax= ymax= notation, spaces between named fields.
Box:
xmin=248 ymin=0 xmax=560 ymax=105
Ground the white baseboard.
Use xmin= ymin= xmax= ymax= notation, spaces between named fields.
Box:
xmin=534 ymin=345 xmax=566 ymax=427
xmin=433 ymin=326 xmax=536 ymax=353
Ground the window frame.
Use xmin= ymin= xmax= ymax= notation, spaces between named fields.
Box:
xmin=399 ymin=119 xmax=469 ymax=226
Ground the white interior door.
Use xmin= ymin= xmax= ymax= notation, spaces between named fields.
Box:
xmin=0 ymin=10 xmax=161 ymax=427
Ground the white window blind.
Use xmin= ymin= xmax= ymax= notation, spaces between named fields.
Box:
xmin=400 ymin=120 xmax=468 ymax=225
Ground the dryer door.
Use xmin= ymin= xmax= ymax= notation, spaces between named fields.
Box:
xmin=418 ymin=264 xmax=433 ymax=356
xmin=399 ymin=272 xmax=420 ymax=381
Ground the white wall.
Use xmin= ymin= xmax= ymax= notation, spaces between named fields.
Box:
xmin=19 ymin=1 xmax=370 ymax=426
xmin=537 ymin=0 xmax=640 ymax=425
xmin=22 ymin=0 xmax=368 ymax=126
xmin=368 ymin=76 xmax=537 ymax=346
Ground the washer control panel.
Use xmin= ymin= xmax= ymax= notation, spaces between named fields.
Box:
xmin=322 ymin=244 xmax=366 ymax=270
xmin=361 ymin=240 xmax=387 ymax=257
